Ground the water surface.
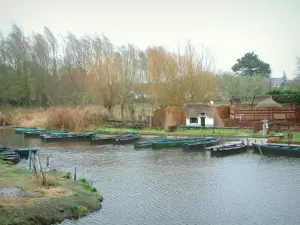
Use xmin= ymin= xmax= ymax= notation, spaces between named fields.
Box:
xmin=1 ymin=128 xmax=300 ymax=225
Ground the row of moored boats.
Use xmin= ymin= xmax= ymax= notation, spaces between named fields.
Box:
xmin=1 ymin=128 xmax=299 ymax=164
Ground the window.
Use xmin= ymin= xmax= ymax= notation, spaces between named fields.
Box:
xmin=190 ymin=118 xmax=198 ymax=124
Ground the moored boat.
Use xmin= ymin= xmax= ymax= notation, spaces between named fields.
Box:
xmin=252 ymin=143 xmax=300 ymax=157
xmin=152 ymin=136 xmax=218 ymax=149
xmin=134 ymin=136 xmax=167 ymax=149
xmin=114 ymin=133 xmax=140 ymax=145
xmin=24 ymin=130 xmax=69 ymax=138
xmin=41 ymin=132 xmax=97 ymax=142
xmin=0 ymin=151 xmax=20 ymax=164
xmin=15 ymin=127 xmax=47 ymax=134
xmin=182 ymin=138 xmax=219 ymax=150
xmin=208 ymin=142 xmax=248 ymax=157
xmin=0 ymin=147 xmax=38 ymax=158
xmin=90 ymin=135 xmax=118 ymax=145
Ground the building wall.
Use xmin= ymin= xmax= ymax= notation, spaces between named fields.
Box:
xmin=186 ymin=116 xmax=214 ymax=127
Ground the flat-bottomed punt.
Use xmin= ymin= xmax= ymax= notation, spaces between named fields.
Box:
xmin=0 ymin=151 xmax=21 ymax=164
xmin=24 ymin=130 xmax=69 ymax=138
xmin=182 ymin=138 xmax=219 ymax=150
xmin=252 ymin=143 xmax=300 ymax=157
xmin=0 ymin=147 xmax=38 ymax=158
xmin=41 ymin=132 xmax=97 ymax=142
xmin=15 ymin=127 xmax=47 ymax=134
xmin=134 ymin=136 xmax=167 ymax=149
xmin=114 ymin=134 xmax=140 ymax=145
xmin=208 ymin=142 xmax=248 ymax=157
xmin=152 ymin=136 xmax=218 ymax=149
xmin=90 ymin=135 xmax=118 ymax=145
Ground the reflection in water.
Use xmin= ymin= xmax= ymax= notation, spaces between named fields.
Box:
xmin=1 ymin=127 xmax=300 ymax=225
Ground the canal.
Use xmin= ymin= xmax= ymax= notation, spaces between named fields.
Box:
xmin=1 ymin=127 xmax=300 ymax=225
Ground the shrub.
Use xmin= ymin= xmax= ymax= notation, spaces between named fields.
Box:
xmin=62 ymin=172 xmax=71 ymax=179
xmin=79 ymin=178 xmax=86 ymax=183
xmin=83 ymin=183 xmax=91 ymax=190
xmin=42 ymin=176 xmax=58 ymax=186
xmin=91 ymin=187 xmax=97 ymax=192
xmin=71 ymin=205 xmax=88 ymax=219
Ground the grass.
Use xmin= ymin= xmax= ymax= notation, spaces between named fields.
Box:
xmin=0 ymin=159 xmax=102 ymax=225
xmin=2 ymin=106 xmax=109 ymax=131
xmin=269 ymin=132 xmax=300 ymax=144
xmin=99 ymin=127 xmax=253 ymax=137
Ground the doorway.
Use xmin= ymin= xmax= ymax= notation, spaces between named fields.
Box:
xmin=200 ymin=113 xmax=206 ymax=127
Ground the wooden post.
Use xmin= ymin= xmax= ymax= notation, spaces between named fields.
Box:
xmin=257 ymin=145 xmax=264 ymax=158
xmin=46 ymin=156 xmax=50 ymax=168
xmin=74 ymin=167 xmax=77 ymax=181
xmin=28 ymin=150 xmax=31 ymax=170
xmin=32 ymin=153 xmax=37 ymax=173
xmin=36 ymin=151 xmax=45 ymax=182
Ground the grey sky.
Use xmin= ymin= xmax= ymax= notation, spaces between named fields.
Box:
xmin=1 ymin=0 xmax=299 ymax=78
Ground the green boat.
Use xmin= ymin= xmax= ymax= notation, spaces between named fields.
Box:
xmin=15 ymin=127 xmax=47 ymax=134
xmin=134 ymin=136 xmax=168 ymax=149
xmin=182 ymin=138 xmax=219 ymax=150
xmin=152 ymin=136 xmax=218 ymax=148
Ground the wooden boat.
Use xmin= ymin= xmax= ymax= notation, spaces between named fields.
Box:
xmin=208 ymin=142 xmax=248 ymax=157
xmin=0 ymin=147 xmax=38 ymax=158
xmin=134 ymin=136 xmax=167 ymax=149
xmin=15 ymin=128 xmax=47 ymax=134
xmin=114 ymin=133 xmax=140 ymax=145
xmin=24 ymin=130 xmax=69 ymax=138
xmin=182 ymin=138 xmax=219 ymax=150
xmin=41 ymin=132 xmax=97 ymax=142
xmin=152 ymin=136 xmax=218 ymax=149
xmin=252 ymin=143 xmax=300 ymax=157
xmin=1 ymin=151 xmax=20 ymax=164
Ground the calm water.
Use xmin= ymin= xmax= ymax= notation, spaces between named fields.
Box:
xmin=1 ymin=127 xmax=300 ymax=225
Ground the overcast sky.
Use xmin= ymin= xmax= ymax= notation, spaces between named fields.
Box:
xmin=0 ymin=0 xmax=299 ymax=78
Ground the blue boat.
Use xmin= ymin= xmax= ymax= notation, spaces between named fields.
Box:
xmin=252 ymin=143 xmax=300 ymax=157
xmin=182 ymin=138 xmax=219 ymax=150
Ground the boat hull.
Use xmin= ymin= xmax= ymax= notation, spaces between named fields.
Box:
xmin=15 ymin=128 xmax=46 ymax=134
xmin=90 ymin=136 xmax=117 ymax=145
xmin=0 ymin=147 xmax=38 ymax=158
xmin=24 ymin=131 xmax=69 ymax=138
xmin=134 ymin=136 xmax=167 ymax=149
xmin=114 ymin=134 xmax=140 ymax=145
xmin=210 ymin=143 xmax=248 ymax=157
xmin=41 ymin=132 xmax=97 ymax=142
xmin=1 ymin=151 xmax=20 ymax=164
xmin=182 ymin=139 xmax=219 ymax=150
xmin=152 ymin=137 xmax=218 ymax=149
xmin=252 ymin=143 xmax=300 ymax=157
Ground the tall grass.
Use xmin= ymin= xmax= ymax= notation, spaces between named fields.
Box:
xmin=46 ymin=106 xmax=109 ymax=131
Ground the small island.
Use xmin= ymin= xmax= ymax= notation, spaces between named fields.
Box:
xmin=0 ymin=156 xmax=103 ymax=225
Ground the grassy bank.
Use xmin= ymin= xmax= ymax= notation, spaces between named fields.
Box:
xmin=268 ymin=132 xmax=300 ymax=144
xmin=0 ymin=158 xmax=103 ymax=225
xmin=99 ymin=127 xmax=253 ymax=137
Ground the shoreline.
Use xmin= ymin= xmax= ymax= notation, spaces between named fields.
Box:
xmin=0 ymin=158 xmax=103 ymax=225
